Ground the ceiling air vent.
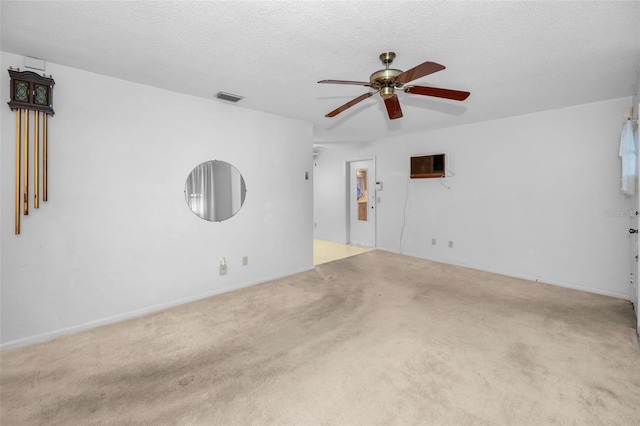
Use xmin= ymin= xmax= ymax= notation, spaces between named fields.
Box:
xmin=215 ymin=91 xmax=243 ymax=103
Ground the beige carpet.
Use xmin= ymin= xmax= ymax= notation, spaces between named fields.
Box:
xmin=1 ymin=251 xmax=639 ymax=425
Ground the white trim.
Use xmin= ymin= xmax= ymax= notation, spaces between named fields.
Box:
xmin=376 ymin=247 xmax=631 ymax=300
xmin=0 ymin=266 xmax=313 ymax=352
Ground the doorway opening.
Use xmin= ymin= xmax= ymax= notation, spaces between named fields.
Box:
xmin=347 ymin=157 xmax=376 ymax=248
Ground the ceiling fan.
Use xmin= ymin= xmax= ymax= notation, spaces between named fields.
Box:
xmin=318 ymin=52 xmax=470 ymax=120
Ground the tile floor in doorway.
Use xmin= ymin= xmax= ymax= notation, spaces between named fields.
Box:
xmin=313 ymin=238 xmax=372 ymax=266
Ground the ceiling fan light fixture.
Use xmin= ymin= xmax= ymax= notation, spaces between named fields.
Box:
xmin=380 ymin=87 xmax=395 ymax=99
xmin=318 ymin=52 xmax=470 ymax=120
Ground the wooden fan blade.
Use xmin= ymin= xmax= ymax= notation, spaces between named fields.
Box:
xmin=318 ymin=79 xmax=372 ymax=86
xmin=394 ymin=61 xmax=445 ymax=84
xmin=404 ymin=85 xmax=470 ymax=101
xmin=384 ymin=94 xmax=403 ymax=120
xmin=325 ymin=92 xmax=374 ymax=117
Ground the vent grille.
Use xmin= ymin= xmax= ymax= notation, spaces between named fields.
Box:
xmin=216 ymin=91 xmax=243 ymax=102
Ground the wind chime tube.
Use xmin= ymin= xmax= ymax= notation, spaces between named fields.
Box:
xmin=15 ymin=109 xmax=21 ymax=235
xmin=44 ymin=113 xmax=48 ymax=201
xmin=34 ymin=110 xmax=39 ymax=209
xmin=23 ymin=108 xmax=29 ymax=215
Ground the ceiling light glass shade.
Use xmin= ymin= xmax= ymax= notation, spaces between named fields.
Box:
xmin=380 ymin=87 xmax=394 ymax=99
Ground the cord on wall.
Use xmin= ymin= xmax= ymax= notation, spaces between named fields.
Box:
xmin=439 ymin=168 xmax=456 ymax=189
xmin=401 ymin=167 xmax=456 ymax=250
xmin=399 ymin=172 xmax=411 ymax=254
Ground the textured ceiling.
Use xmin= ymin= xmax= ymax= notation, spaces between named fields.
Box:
xmin=1 ymin=1 xmax=639 ymax=143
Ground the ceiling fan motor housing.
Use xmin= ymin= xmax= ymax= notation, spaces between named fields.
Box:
xmin=370 ymin=69 xmax=403 ymax=98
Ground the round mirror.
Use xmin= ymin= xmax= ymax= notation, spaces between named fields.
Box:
xmin=184 ymin=160 xmax=247 ymax=222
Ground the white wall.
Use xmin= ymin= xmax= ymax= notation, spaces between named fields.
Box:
xmin=0 ymin=52 xmax=314 ymax=350
xmin=314 ymin=97 xmax=634 ymax=298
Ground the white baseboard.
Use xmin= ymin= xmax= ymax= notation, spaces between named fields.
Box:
xmin=378 ymin=247 xmax=631 ymax=300
xmin=0 ymin=266 xmax=313 ymax=352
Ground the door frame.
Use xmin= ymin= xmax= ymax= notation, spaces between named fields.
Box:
xmin=345 ymin=156 xmax=376 ymax=247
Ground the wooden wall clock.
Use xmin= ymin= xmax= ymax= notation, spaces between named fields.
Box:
xmin=7 ymin=68 xmax=55 ymax=234
xmin=8 ymin=69 xmax=55 ymax=115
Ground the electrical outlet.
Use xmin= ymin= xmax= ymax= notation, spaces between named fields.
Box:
xmin=448 ymin=241 xmax=453 ymax=248
xmin=432 ymin=238 xmax=436 ymax=245
xmin=219 ymin=257 xmax=227 ymax=275
xmin=242 ymin=256 xmax=248 ymax=266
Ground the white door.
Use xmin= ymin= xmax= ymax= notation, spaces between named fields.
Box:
xmin=635 ymin=172 xmax=640 ymax=341
xmin=349 ymin=159 xmax=375 ymax=248
xmin=636 ymin=101 xmax=640 ymax=340
xmin=629 ymin=196 xmax=638 ymax=310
